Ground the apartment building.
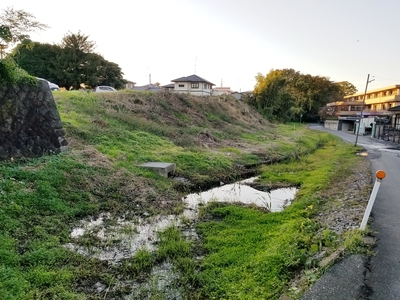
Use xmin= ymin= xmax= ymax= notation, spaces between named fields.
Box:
xmin=324 ymin=85 xmax=400 ymax=131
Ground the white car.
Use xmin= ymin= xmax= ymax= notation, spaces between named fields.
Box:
xmin=48 ymin=81 xmax=60 ymax=91
xmin=37 ymin=78 xmax=60 ymax=91
xmin=95 ymin=86 xmax=117 ymax=92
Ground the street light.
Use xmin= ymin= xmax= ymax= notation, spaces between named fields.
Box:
xmin=355 ymin=74 xmax=375 ymax=146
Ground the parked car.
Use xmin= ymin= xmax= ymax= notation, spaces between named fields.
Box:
xmin=48 ymin=82 xmax=60 ymax=91
xmin=95 ymin=86 xmax=117 ymax=92
xmin=37 ymin=78 xmax=60 ymax=91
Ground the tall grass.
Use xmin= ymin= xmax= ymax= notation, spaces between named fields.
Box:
xmin=0 ymin=90 xmax=367 ymax=299
xmin=194 ymin=137 xmax=364 ymax=299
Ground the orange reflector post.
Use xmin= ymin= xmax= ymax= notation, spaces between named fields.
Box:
xmin=360 ymin=169 xmax=386 ymax=230
xmin=376 ymin=170 xmax=386 ymax=180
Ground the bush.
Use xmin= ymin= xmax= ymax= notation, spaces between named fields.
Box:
xmin=0 ymin=58 xmax=35 ymax=86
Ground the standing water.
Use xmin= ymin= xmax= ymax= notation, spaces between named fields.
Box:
xmin=183 ymin=176 xmax=298 ymax=219
xmin=67 ymin=177 xmax=298 ymax=262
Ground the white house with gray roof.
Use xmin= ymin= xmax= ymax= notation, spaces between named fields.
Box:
xmin=171 ymin=74 xmax=215 ymax=96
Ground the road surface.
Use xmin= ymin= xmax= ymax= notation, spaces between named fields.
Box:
xmin=302 ymin=125 xmax=400 ymax=300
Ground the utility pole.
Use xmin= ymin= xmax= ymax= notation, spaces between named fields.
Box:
xmin=355 ymin=74 xmax=375 ymax=146
xmin=0 ymin=44 xmax=7 ymax=59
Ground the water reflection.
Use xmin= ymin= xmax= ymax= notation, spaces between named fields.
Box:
xmin=66 ymin=177 xmax=298 ymax=262
xmin=184 ymin=177 xmax=298 ymax=218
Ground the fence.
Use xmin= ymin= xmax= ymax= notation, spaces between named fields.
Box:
xmin=375 ymin=124 xmax=400 ymax=143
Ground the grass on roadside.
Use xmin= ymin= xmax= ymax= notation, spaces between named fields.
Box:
xmin=193 ymin=135 xmax=367 ymax=299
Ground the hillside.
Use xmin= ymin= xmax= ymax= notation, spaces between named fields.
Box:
xmin=56 ymin=90 xmax=312 ymax=188
xmin=0 ymin=90 xmax=372 ymax=299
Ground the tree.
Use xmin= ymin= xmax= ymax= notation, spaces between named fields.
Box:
xmin=60 ymin=30 xmax=96 ymax=53
xmin=0 ymin=7 xmax=48 ymax=57
xmin=253 ymin=70 xmax=295 ymax=122
xmin=252 ymin=69 xmax=349 ymax=122
xmin=13 ymin=33 xmax=126 ymax=90
xmin=336 ymin=81 xmax=357 ymax=96
xmin=13 ymin=42 xmax=60 ymax=82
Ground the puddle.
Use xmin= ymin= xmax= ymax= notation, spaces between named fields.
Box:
xmin=66 ymin=213 xmax=181 ymax=262
xmin=66 ymin=177 xmax=297 ymax=263
xmin=65 ymin=176 xmax=298 ymax=296
xmin=125 ymin=261 xmax=183 ymax=300
xmin=183 ymin=176 xmax=298 ymax=219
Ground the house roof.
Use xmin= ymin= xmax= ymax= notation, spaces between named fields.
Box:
xmin=214 ymin=87 xmax=231 ymax=90
xmin=171 ymin=74 xmax=215 ymax=86
xmin=132 ymin=84 xmax=162 ymax=91
xmin=162 ymin=83 xmax=175 ymax=89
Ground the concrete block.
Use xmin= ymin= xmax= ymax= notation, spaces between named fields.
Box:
xmin=138 ymin=162 xmax=176 ymax=177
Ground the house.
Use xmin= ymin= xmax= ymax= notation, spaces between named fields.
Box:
xmin=213 ymin=86 xmax=232 ymax=96
xmin=171 ymin=74 xmax=215 ymax=96
xmin=131 ymin=83 xmax=163 ymax=92
xmin=125 ymin=80 xmax=136 ymax=89
xmin=230 ymin=92 xmax=243 ymax=100
xmin=323 ymin=85 xmax=400 ymax=132
xmin=162 ymin=83 xmax=175 ymax=91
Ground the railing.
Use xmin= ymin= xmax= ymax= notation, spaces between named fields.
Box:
xmin=375 ymin=125 xmax=400 ymax=143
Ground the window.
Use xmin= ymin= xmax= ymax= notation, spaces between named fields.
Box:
xmin=204 ymin=84 xmax=208 ymax=89
xmin=350 ymin=106 xmax=362 ymax=111
xmin=191 ymin=83 xmax=199 ymax=89
xmin=383 ymin=91 xmax=387 ymax=96
xmin=178 ymin=84 xmax=185 ymax=87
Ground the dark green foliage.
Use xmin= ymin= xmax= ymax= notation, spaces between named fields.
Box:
xmin=251 ymin=69 xmax=349 ymax=122
xmin=0 ymin=57 xmax=35 ymax=86
xmin=12 ymin=33 xmax=126 ymax=90
xmin=12 ymin=42 xmax=60 ymax=83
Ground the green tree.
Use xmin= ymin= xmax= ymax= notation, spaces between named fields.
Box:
xmin=60 ymin=30 xmax=96 ymax=53
xmin=252 ymin=69 xmax=347 ymax=122
xmin=13 ymin=32 xmax=126 ymax=90
xmin=336 ymin=81 xmax=357 ymax=96
xmin=13 ymin=42 xmax=60 ymax=81
xmin=0 ymin=7 xmax=48 ymax=58
xmin=253 ymin=70 xmax=295 ymax=122
xmin=57 ymin=31 xmax=125 ymax=89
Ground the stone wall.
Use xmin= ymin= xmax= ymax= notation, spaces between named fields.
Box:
xmin=0 ymin=79 xmax=67 ymax=160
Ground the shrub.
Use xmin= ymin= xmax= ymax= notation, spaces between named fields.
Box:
xmin=0 ymin=58 xmax=35 ymax=86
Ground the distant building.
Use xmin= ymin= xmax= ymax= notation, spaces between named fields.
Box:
xmin=324 ymin=84 xmax=400 ymax=131
xmin=131 ymin=83 xmax=163 ymax=92
xmin=162 ymin=83 xmax=175 ymax=91
xmin=231 ymin=91 xmax=243 ymax=100
xmin=171 ymin=74 xmax=215 ymax=96
xmin=213 ymin=87 xmax=232 ymax=95
xmin=125 ymin=80 xmax=136 ymax=89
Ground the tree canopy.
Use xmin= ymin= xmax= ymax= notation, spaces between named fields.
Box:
xmin=13 ymin=32 xmax=126 ymax=90
xmin=0 ymin=7 xmax=48 ymax=57
xmin=250 ymin=69 xmax=356 ymax=122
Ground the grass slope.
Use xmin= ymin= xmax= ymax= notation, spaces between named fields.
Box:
xmin=0 ymin=90 xmax=370 ymax=299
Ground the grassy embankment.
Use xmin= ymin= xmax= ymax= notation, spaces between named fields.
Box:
xmin=0 ymin=90 xmax=369 ymax=299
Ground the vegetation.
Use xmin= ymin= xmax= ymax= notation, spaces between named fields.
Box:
xmin=0 ymin=57 xmax=35 ymax=86
xmin=0 ymin=7 xmax=48 ymax=55
xmin=0 ymin=7 xmax=46 ymax=85
xmin=1 ymin=8 xmax=125 ymax=89
xmin=249 ymin=68 xmax=357 ymax=122
xmin=13 ymin=32 xmax=126 ymax=90
xmin=0 ymin=89 xmax=371 ymax=299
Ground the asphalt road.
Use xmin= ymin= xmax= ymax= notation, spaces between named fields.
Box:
xmin=301 ymin=125 xmax=400 ymax=300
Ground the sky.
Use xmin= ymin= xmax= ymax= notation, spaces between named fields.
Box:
xmin=2 ymin=0 xmax=400 ymax=93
